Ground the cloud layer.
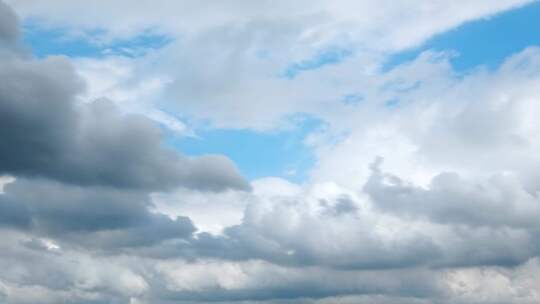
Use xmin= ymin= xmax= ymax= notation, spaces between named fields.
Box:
xmin=2 ymin=1 xmax=540 ymax=303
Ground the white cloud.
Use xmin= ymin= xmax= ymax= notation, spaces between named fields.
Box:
xmin=73 ymin=56 xmax=189 ymax=134
xmin=7 ymin=0 xmax=532 ymax=52
xmin=6 ymin=0 xmax=533 ymax=130
xmin=310 ymin=48 xmax=540 ymax=190
xmin=0 ymin=175 xmax=14 ymax=193
xmin=151 ymin=188 xmax=252 ymax=234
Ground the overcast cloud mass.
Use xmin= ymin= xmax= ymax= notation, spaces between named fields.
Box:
xmin=1 ymin=0 xmax=540 ymax=303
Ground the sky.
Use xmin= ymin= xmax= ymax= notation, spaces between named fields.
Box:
xmin=2 ymin=0 xmax=540 ymax=303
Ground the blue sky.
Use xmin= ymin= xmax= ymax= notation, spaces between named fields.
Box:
xmin=384 ymin=1 xmax=540 ymax=72
xmin=167 ymin=120 xmax=319 ymax=181
xmin=23 ymin=23 xmax=170 ymax=58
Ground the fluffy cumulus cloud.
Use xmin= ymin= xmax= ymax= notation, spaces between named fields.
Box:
xmin=2 ymin=0 xmax=540 ymax=303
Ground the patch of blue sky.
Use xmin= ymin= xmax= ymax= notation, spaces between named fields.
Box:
xmin=383 ymin=1 xmax=540 ymax=72
xmin=167 ymin=117 xmax=321 ymax=182
xmin=342 ymin=93 xmax=365 ymax=105
xmin=385 ymin=98 xmax=400 ymax=108
xmin=283 ymin=48 xmax=353 ymax=78
xmin=22 ymin=21 xmax=170 ymax=58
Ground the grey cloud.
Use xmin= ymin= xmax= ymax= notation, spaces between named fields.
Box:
xmin=360 ymin=159 xmax=540 ymax=268
xmin=0 ymin=55 xmax=249 ymax=192
xmin=0 ymin=178 xmax=196 ymax=249
xmin=190 ymin=226 xmax=440 ymax=270
xmin=160 ymin=194 xmax=442 ymax=270
xmin=0 ymin=196 xmax=29 ymax=229
xmin=0 ymin=0 xmax=18 ymax=44
xmin=0 ymin=232 xmax=446 ymax=304
xmin=0 ymin=232 xmax=150 ymax=304
xmin=319 ymin=196 xmax=358 ymax=217
xmin=364 ymin=159 xmax=540 ymax=229
xmin=1 ymin=228 xmax=539 ymax=304
xmin=157 ymin=162 xmax=540 ymax=271
xmin=146 ymin=259 xmax=444 ymax=303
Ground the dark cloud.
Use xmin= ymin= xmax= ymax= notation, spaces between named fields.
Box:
xmin=0 ymin=178 xmax=196 ymax=249
xmin=0 ymin=40 xmax=249 ymax=192
xmin=0 ymin=0 xmax=18 ymax=44
xmin=0 ymin=196 xmax=29 ymax=229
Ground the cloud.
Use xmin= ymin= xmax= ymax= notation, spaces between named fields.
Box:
xmin=4 ymin=0 xmax=540 ymax=303
xmin=0 ymin=0 xmax=17 ymax=44
xmin=309 ymin=48 xmax=540 ymax=189
xmin=154 ymin=259 xmax=444 ymax=302
xmin=170 ymin=175 xmax=536 ymax=270
xmin=0 ymin=178 xmax=196 ymax=250
xmin=365 ymin=161 xmax=540 ymax=229
xmin=5 ymin=0 xmax=532 ymax=52
xmin=5 ymin=0 xmax=533 ymax=130
xmin=0 ymin=40 xmax=248 ymax=192
xmin=0 ymin=231 xmax=150 ymax=303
